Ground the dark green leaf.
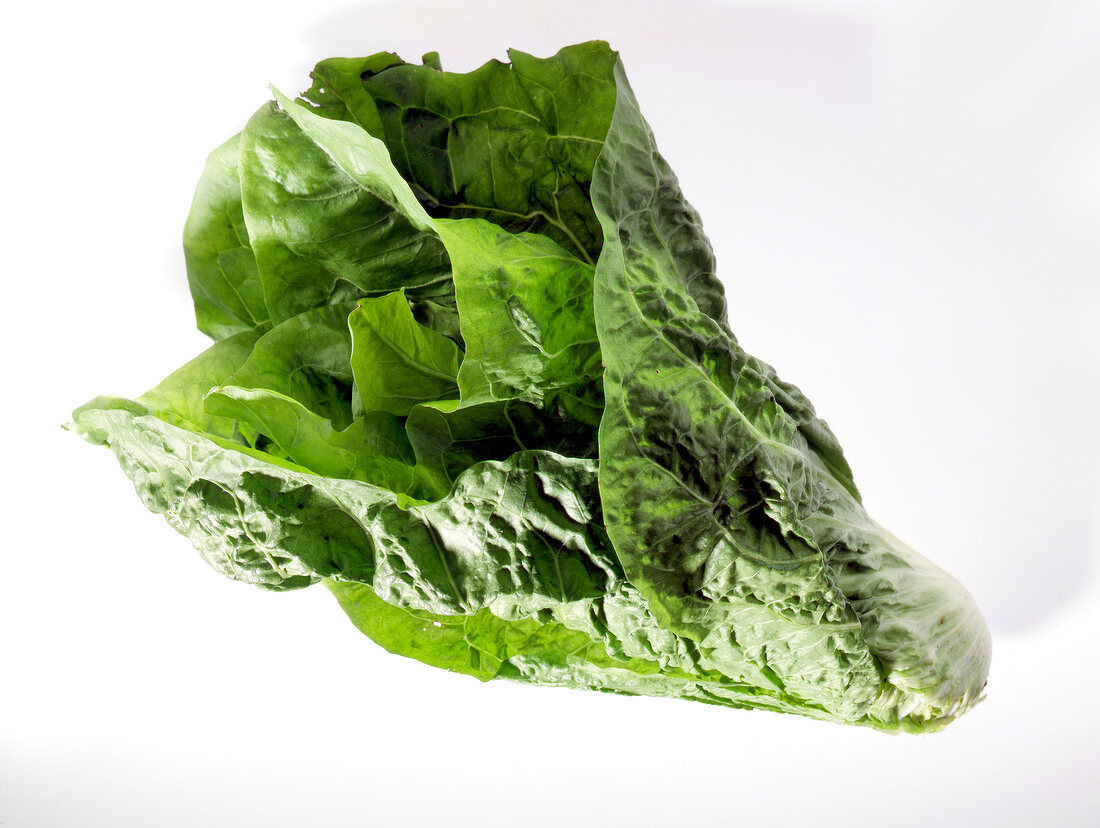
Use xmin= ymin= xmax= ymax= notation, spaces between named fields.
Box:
xmin=302 ymin=43 xmax=618 ymax=266
xmin=404 ymin=398 xmax=597 ymax=489
xmin=590 ymin=57 xmax=988 ymax=728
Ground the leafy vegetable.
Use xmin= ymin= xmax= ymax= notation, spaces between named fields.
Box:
xmin=71 ymin=42 xmax=991 ymax=732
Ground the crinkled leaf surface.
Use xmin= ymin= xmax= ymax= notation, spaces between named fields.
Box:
xmin=590 ymin=61 xmax=880 ymax=721
xmin=590 ymin=58 xmax=989 ymax=729
xmin=74 ymin=402 xmax=611 ymax=610
xmin=301 ymin=44 xmax=619 ymax=271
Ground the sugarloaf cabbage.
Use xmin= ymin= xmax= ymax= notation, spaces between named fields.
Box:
xmin=71 ymin=42 xmax=991 ymax=732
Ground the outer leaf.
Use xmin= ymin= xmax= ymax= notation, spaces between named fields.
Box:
xmin=591 ymin=58 xmax=989 ymax=729
xmin=126 ymin=327 xmax=264 ymax=439
xmin=73 ymin=392 xmax=845 ymax=719
xmin=238 ymin=97 xmax=451 ymax=324
xmin=182 ymin=134 xmax=269 ymax=340
xmin=72 ymin=401 xmax=613 ymax=607
xmin=348 ymin=289 xmax=461 ymax=416
xmin=328 ymin=578 xmax=609 ymax=682
xmin=326 ymin=578 xmax=721 ymax=695
xmin=327 ymin=576 xmax=857 ymax=723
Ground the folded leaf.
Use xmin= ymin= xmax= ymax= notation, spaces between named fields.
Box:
xmin=239 ymin=96 xmax=452 ymax=324
xmin=222 ymin=302 xmax=357 ymax=429
xmin=204 ymin=386 xmax=443 ymax=503
xmin=349 ymin=289 xmax=461 ymax=416
xmin=405 ymin=397 xmax=598 ymax=489
xmin=302 ymin=43 xmax=617 ymax=268
xmin=183 ymin=134 xmax=268 ymax=340
xmin=590 ymin=57 xmax=988 ymax=728
xmin=73 ymin=41 xmax=991 ymax=734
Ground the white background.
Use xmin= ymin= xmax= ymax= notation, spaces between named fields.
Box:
xmin=3 ymin=0 xmax=1098 ymax=824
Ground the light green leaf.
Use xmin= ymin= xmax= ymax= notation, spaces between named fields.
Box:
xmin=270 ymin=87 xmax=435 ymax=234
xmin=437 ymin=218 xmax=601 ymax=421
xmin=122 ymin=327 xmax=264 ymax=439
xmin=349 ymin=289 xmax=461 ymax=416
xmin=203 ymin=386 xmax=443 ymax=504
xmin=182 ymin=133 xmax=268 ymax=340
xmin=238 ymin=99 xmax=451 ymax=323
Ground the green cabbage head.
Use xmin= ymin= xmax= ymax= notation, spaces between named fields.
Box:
xmin=71 ymin=42 xmax=991 ymax=733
